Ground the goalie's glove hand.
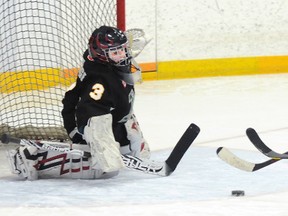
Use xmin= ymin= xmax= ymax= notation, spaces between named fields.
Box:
xmin=69 ymin=127 xmax=85 ymax=144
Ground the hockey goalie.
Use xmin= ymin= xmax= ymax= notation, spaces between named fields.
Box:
xmin=5 ymin=26 xmax=152 ymax=180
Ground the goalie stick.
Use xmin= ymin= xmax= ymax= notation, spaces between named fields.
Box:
xmin=246 ymin=128 xmax=288 ymax=159
xmin=216 ymin=147 xmax=281 ymax=172
xmin=1 ymin=123 xmax=200 ymax=177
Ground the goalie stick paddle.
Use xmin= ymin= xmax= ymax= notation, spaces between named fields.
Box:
xmin=1 ymin=123 xmax=200 ymax=177
xmin=216 ymin=147 xmax=281 ymax=172
xmin=165 ymin=123 xmax=200 ymax=174
xmin=246 ymin=128 xmax=288 ymax=159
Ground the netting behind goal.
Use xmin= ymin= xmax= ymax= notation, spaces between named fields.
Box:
xmin=0 ymin=0 xmax=125 ymax=140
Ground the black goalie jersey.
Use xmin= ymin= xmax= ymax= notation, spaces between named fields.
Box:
xmin=62 ymin=50 xmax=135 ymax=147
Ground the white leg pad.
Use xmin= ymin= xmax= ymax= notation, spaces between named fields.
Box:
xmin=6 ymin=146 xmax=38 ymax=180
xmin=84 ymin=114 xmax=124 ymax=172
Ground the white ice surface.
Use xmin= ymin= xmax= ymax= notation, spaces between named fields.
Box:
xmin=1 ymin=74 xmax=288 ymax=215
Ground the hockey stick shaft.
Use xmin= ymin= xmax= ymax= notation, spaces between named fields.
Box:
xmin=1 ymin=134 xmax=90 ymax=157
xmin=165 ymin=123 xmax=200 ymax=172
xmin=246 ymin=128 xmax=288 ymax=159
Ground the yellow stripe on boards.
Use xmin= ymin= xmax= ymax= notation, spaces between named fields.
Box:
xmin=142 ymin=56 xmax=288 ymax=80
xmin=1 ymin=56 xmax=288 ymax=93
xmin=0 ymin=68 xmax=75 ymax=93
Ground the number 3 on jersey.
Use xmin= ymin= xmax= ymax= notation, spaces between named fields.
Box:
xmin=89 ymin=83 xmax=104 ymax=100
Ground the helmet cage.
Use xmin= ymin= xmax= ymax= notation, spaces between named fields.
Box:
xmin=104 ymin=43 xmax=132 ymax=66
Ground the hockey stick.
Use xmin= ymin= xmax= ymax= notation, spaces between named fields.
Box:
xmin=1 ymin=134 xmax=91 ymax=157
xmin=216 ymin=147 xmax=281 ymax=172
xmin=246 ymin=128 xmax=288 ymax=159
xmin=1 ymin=123 xmax=200 ymax=176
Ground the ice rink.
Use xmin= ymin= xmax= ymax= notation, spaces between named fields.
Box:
xmin=1 ymin=73 xmax=288 ymax=215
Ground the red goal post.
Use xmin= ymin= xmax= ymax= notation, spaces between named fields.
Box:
xmin=117 ymin=0 xmax=126 ymax=31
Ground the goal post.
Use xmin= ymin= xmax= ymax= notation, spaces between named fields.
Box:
xmin=0 ymin=0 xmax=126 ymax=140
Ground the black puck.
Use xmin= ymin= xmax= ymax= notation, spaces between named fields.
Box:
xmin=231 ymin=190 xmax=245 ymax=196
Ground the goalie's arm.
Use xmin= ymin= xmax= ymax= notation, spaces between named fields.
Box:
xmin=61 ymin=80 xmax=82 ymax=135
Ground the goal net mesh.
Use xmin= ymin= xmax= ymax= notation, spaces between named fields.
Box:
xmin=0 ymin=0 xmax=122 ymax=140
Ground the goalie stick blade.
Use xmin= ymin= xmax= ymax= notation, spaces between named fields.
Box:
xmin=165 ymin=123 xmax=200 ymax=175
xmin=246 ymin=128 xmax=288 ymax=159
xmin=216 ymin=147 xmax=281 ymax=172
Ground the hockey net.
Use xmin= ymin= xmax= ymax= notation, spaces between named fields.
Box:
xmin=0 ymin=0 xmax=125 ymax=140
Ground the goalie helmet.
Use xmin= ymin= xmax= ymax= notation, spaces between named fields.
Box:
xmin=88 ymin=26 xmax=131 ymax=66
xmin=88 ymin=26 xmax=142 ymax=84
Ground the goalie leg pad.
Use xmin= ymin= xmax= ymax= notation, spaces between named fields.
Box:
xmin=36 ymin=151 xmax=115 ymax=179
xmin=6 ymin=146 xmax=38 ymax=180
xmin=84 ymin=114 xmax=124 ymax=172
